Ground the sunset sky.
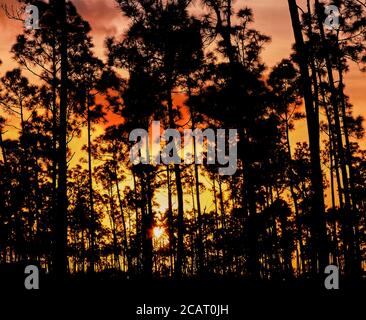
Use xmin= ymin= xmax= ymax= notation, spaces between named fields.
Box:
xmin=1 ymin=1 xmax=365 ymax=285
xmin=0 ymin=0 xmax=365 ymax=149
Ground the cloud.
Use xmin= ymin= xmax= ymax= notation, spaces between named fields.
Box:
xmin=0 ymin=0 xmax=24 ymax=74
xmin=0 ymin=0 xmax=364 ymax=145
xmin=73 ymin=0 xmax=124 ymax=35
xmin=72 ymin=0 xmax=127 ymax=60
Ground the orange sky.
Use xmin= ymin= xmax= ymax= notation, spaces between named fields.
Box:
xmin=0 ymin=0 xmax=365 ymax=214
xmin=0 ymin=0 xmax=365 ymax=147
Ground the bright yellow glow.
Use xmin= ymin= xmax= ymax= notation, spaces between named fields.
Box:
xmin=153 ymin=226 xmax=164 ymax=239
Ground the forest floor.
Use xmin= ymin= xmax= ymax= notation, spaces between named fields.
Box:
xmin=0 ymin=266 xmax=364 ymax=318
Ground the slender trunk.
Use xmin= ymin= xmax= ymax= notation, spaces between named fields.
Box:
xmin=108 ymin=183 xmax=120 ymax=270
xmin=212 ymin=174 xmax=220 ymax=273
xmin=239 ymin=130 xmax=260 ymax=278
xmin=288 ymin=0 xmax=328 ymax=274
xmin=336 ymin=44 xmax=362 ymax=272
xmin=314 ymin=0 xmax=358 ymax=276
xmin=329 ymin=127 xmax=336 ymax=209
xmin=51 ymin=39 xmax=58 ymax=254
xmin=190 ymin=182 xmax=197 ymax=274
xmin=218 ymin=176 xmax=225 ymax=230
xmin=54 ymin=0 xmax=68 ymax=279
xmin=0 ymin=128 xmax=8 ymax=265
xmin=166 ymin=165 xmax=175 ymax=276
xmin=114 ymin=163 xmax=131 ymax=273
xmin=211 ymin=0 xmax=260 ymax=277
xmin=132 ymin=170 xmax=141 ymax=270
xmin=166 ymin=88 xmax=185 ymax=279
xmin=190 ymin=102 xmax=204 ymax=275
xmin=146 ymin=171 xmax=154 ymax=275
xmin=285 ymin=116 xmax=305 ymax=274
xmin=141 ymin=171 xmax=153 ymax=277
xmin=317 ymin=65 xmax=344 ymax=209
xmin=87 ymin=94 xmax=95 ymax=273
xmin=81 ymin=229 xmax=85 ymax=273
xmin=337 ymin=54 xmax=357 ymax=207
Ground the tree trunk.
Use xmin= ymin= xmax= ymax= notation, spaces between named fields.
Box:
xmin=87 ymin=94 xmax=95 ymax=273
xmin=314 ymin=0 xmax=359 ymax=277
xmin=166 ymin=88 xmax=185 ymax=279
xmin=287 ymin=0 xmax=328 ymax=275
xmin=285 ymin=115 xmax=305 ymax=274
xmin=140 ymin=170 xmax=153 ymax=277
xmin=54 ymin=0 xmax=68 ymax=279
xmin=190 ymin=102 xmax=205 ymax=275
xmin=166 ymin=165 xmax=175 ymax=276
xmin=114 ymin=163 xmax=131 ymax=274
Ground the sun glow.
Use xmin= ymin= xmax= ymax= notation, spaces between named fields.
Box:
xmin=153 ymin=226 xmax=165 ymax=239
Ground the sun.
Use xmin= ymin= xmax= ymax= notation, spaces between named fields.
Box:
xmin=153 ymin=226 xmax=164 ymax=239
